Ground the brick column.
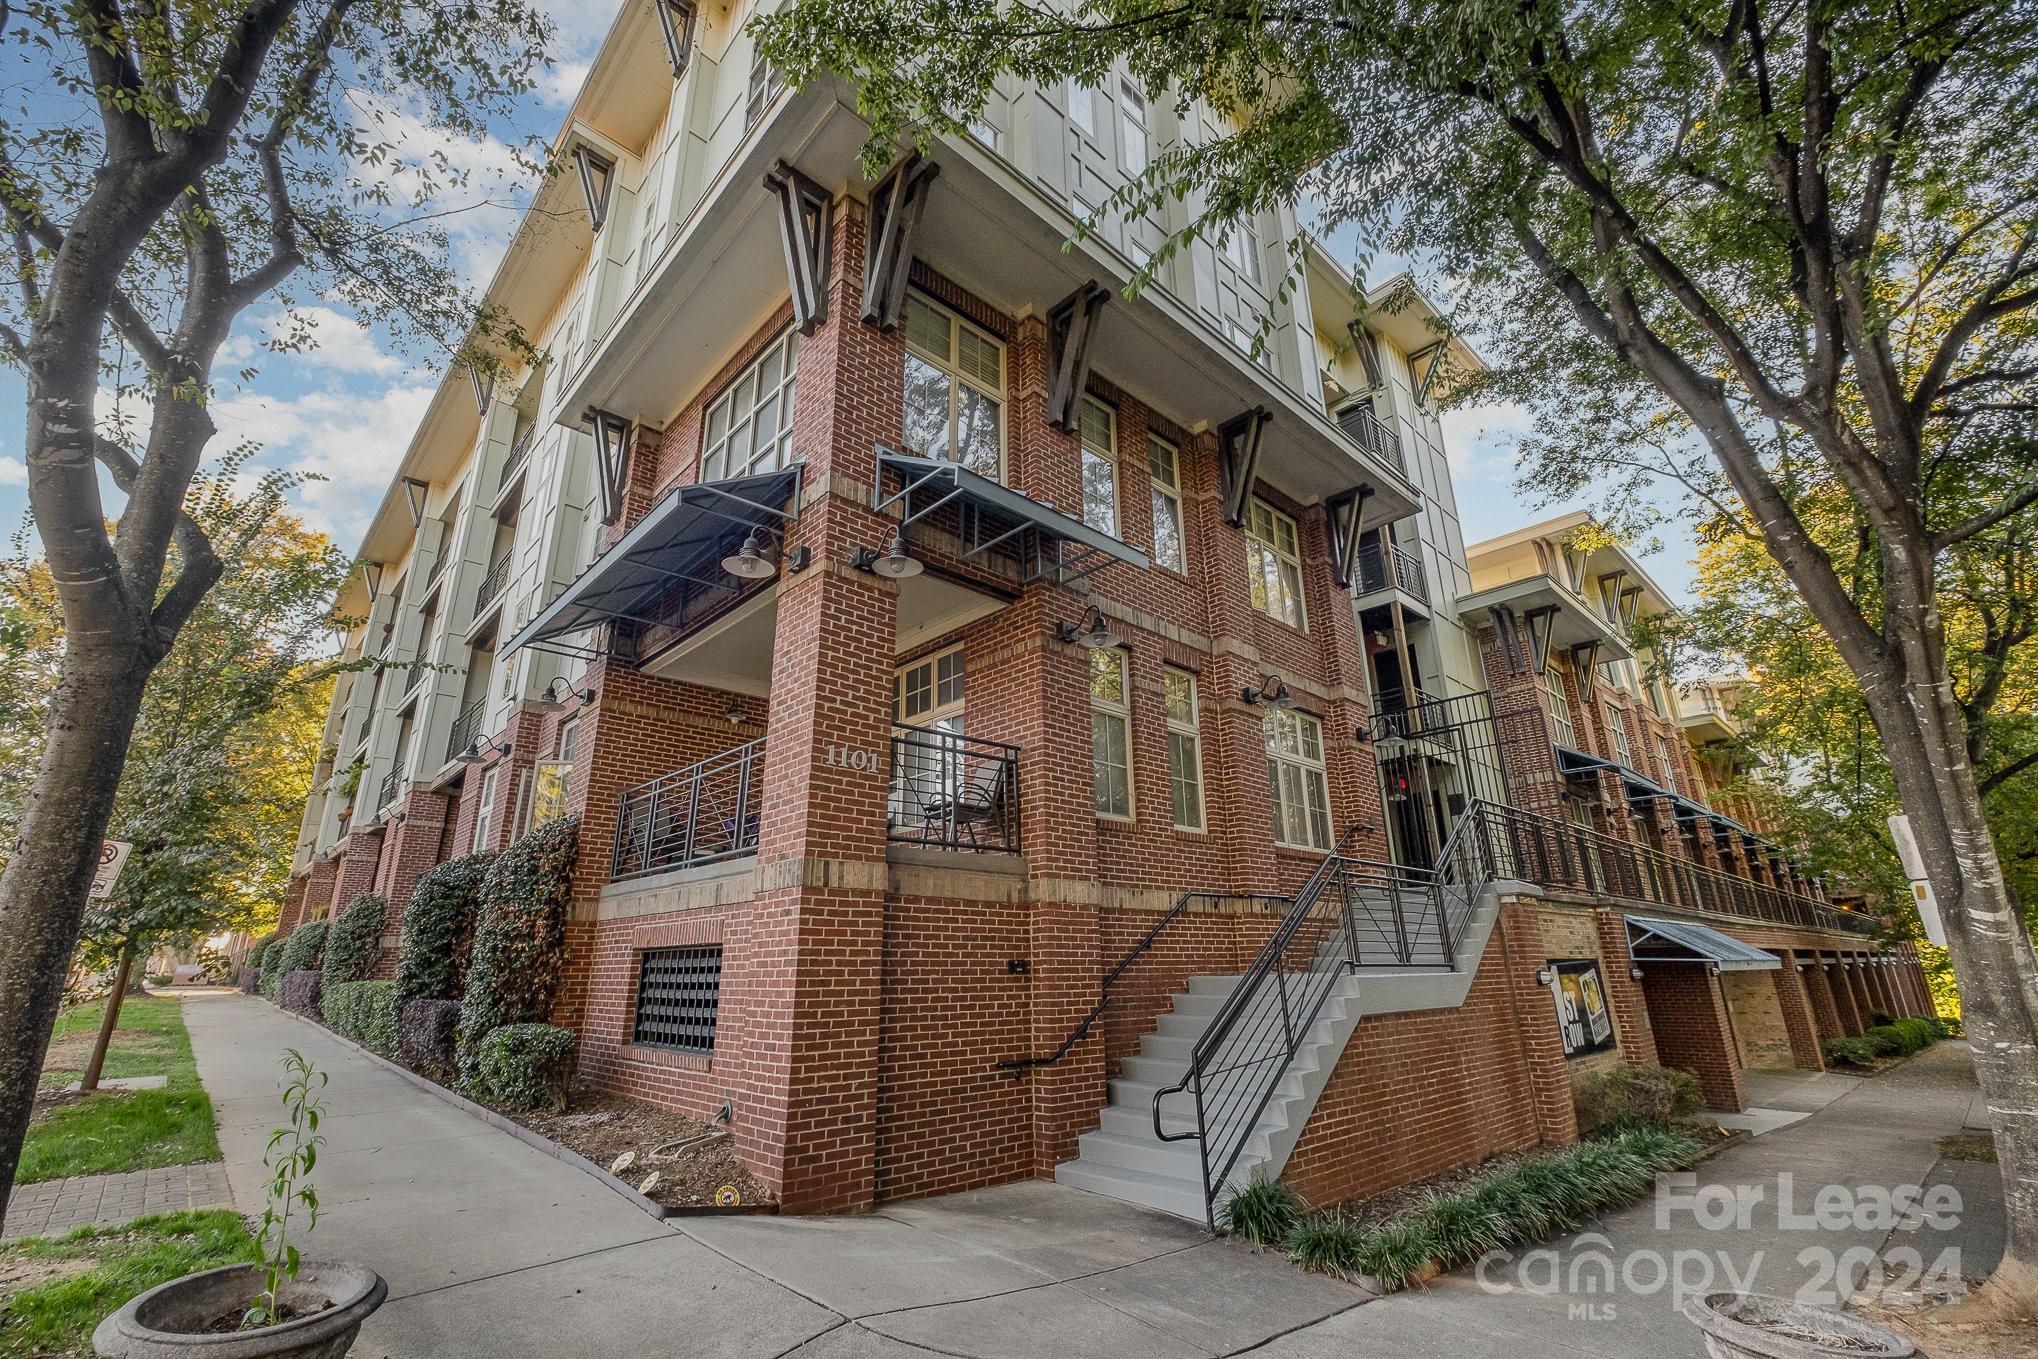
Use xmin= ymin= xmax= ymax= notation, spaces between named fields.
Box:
xmin=1592 ymin=909 xmax=1659 ymax=1065
xmin=1772 ymin=951 xmax=1825 ymax=1070
xmin=1640 ymin=964 xmax=1747 ymax=1112
xmin=1824 ymin=954 xmax=1865 ymax=1035
xmin=372 ymin=787 xmax=452 ymax=978
xmin=1802 ymin=954 xmax=1845 ymax=1043
xmin=1498 ymin=899 xmax=1580 ymax=1145
xmin=1844 ymin=954 xmax=1879 ymax=1026
xmin=332 ymin=826 xmax=384 ymax=912
xmin=296 ymin=856 xmax=338 ymax=931
xmin=1476 ymin=627 xmax=1567 ymax=823
xmin=277 ymin=873 xmax=309 ymax=937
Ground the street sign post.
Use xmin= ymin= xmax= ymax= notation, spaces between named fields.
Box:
xmin=89 ymin=839 xmax=133 ymax=901
xmin=1887 ymin=815 xmax=1947 ymax=947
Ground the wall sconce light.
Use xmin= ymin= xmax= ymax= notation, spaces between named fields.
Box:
xmin=1709 ymin=965 xmax=1722 ymax=977
xmin=1243 ymin=674 xmax=1298 ymax=711
xmin=852 ymin=530 xmax=922 ymax=579
xmin=723 ymin=528 xmax=779 ymax=580
xmin=1533 ymin=967 xmax=1556 ymax=986
xmin=1056 ymin=605 xmax=1124 ymax=650
xmin=457 ymin=739 xmax=512 ymax=764
xmin=543 ymin=677 xmax=596 ymax=707
xmin=723 ymin=698 xmax=745 ymax=727
xmin=1628 ymin=965 xmax=1645 ymax=981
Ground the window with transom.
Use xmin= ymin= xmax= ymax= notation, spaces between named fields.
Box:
xmin=902 ymin=294 xmax=1005 ymax=479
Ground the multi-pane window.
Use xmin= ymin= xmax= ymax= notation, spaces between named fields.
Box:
xmin=1117 ymin=79 xmax=1148 ymax=173
xmin=1068 ymin=80 xmax=1098 ymax=136
xmin=472 ymin=765 xmax=498 ymax=853
xmin=1225 ymin=219 xmax=1263 ymax=286
xmin=1147 ymin=434 xmax=1185 ymax=572
xmin=745 ymin=46 xmax=783 ymax=129
xmin=902 ymin=294 xmax=1004 ymax=479
xmin=1605 ymin=703 xmax=1634 ymax=766
xmin=1265 ymin=709 xmax=1332 ymax=851
xmin=1541 ymin=669 xmax=1577 ymax=748
xmin=895 ymin=646 xmax=965 ymax=728
xmin=632 ymin=946 xmax=722 ymax=1053
xmin=1079 ymin=397 xmax=1119 ymax=537
xmin=1246 ymin=499 xmax=1306 ymax=629
xmin=1090 ymin=647 xmax=1133 ymax=820
xmin=556 ymin=716 xmax=581 ymax=763
xmin=701 ymin=331 xmax=799 ymax=480
xmin=1163 ymin=668 xmax=1204 ymax=830
xmin=1655 ymin=737 xmax=1681 ymax=794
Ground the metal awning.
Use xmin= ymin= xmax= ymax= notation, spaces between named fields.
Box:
xmin=1557 ymin=746 xmax=1616 ymax=777
xmin=1557 ymin=747 xmax=1675 ymax=803
xmin=503 ymin=466 xmax=802 ymax=657
xmin=875 ymin=446 xmax=1148 ymax=583
xmin=1627 ymin=915 xmax=1780 ymax=971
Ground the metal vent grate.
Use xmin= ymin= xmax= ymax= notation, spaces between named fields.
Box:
xmin=631 ymin=946 xmax=722 ymax=1053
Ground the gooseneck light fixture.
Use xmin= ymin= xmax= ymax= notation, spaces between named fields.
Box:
xmin=1242 ymin=673 xmax=1298 ymax=712
xmin=1056 ymin=605 xmax=1124 ymax=650
xmin=852 ymin=529 xmax=924 ymax=579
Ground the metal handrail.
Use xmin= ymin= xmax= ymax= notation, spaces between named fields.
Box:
xmin=998 ymin=890 xmax=1290 ymax=1072
xmin=474 ymin=548 xmax=513 ymax=613
xmin=499 ymin=423 xmax=536 ymax=491
xmin=445 ymin=696 xmax=486 ymax=763
xmin=1337 ymin=402 xmax=1404 ymax=473
xmin=1353 ymin=540 xmax=1429 ymax=604
xmin=886 ymin=724 xmax=1021 ymax=853
xmin=611 ymin=738 xmax=766 ymax=880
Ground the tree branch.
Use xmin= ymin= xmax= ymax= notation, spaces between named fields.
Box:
xmin=1933 ymin=474 xmax=2038 ymax=552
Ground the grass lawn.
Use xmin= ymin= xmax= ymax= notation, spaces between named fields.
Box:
xmin=0 ymin=1210 xmax=258 ymax=1358
xmin=21 ymin=997 xmax=219 ymax=1183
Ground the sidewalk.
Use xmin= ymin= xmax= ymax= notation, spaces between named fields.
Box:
xmin=181 ymin=994 xmax=2004 ymax=1359
xmin=2 ymin=1162 xmax=232 ymax=1240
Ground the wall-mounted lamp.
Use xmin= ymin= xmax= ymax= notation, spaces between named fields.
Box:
xmin=543 ymin=677 xmax=596 ymax=707
xmin=1709 ymin=965 xmax=1722 ymax=977
xmin=1628 ymin=965 xmax=1645 ymax=981
xmin=1056 ymin=605 xmax=1124 ymax=650
xmin=1243 ymin=674 xmax=1298 ymax=712
xmin=851 ymin=530 xmax=922 ymax=579
xmin=723 ymin=698 xmax=746 ymax=727
xmin=1533 ymin=967 xmax=1556 ymax=986
xmin=457 ymin=739 xmax=513 ymax=764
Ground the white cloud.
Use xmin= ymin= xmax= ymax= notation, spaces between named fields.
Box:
xmin=212 ymin=382 xmax=437 ymax=545
xmin=0 ymin=456 xmax=24 ymax=486
xmin=257 ymin=307 xmax=405 ymax=378
xmin=1440 ymin=400 xmax=1533 ymax=484
xmin=537 ymin=60 xmax=591 ymax=108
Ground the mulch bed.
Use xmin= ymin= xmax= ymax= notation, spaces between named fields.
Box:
xmin=508 ymin=1089 xmax=771 ymax=1213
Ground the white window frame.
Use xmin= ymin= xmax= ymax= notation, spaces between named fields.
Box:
xmin=894 ymin=645 xmax=966 ymax=730
xmin=1117 ymin=78 xmax=1148 ymax=173
xmin=701 ymin=329 xmax=799 ymax=481
xmin=1541 ymin=669 xmax=1578 ymax=748
xmin=1265 ymin=709 xmax=1332 ymax=851
xmin=1245 ymin=497 xmax=1307 ymax=630
xmin=745 ymin=45 xmax=783 ymax=130
xmin=1225 ymin=219 xmax=1264 ymax=286
xmin=1147 ymin=433 xmax=1186 ymax=573
xmin=1605 ymin=703 xmax=1634 ymax=767
xmin=472 ymin=765 xmax=499 ymax=853
xmin=557 ymin=715 xmax=581 ymax=763
xmin=1079 ymin=396 xmax=1120 ymax=538
xmin=902 ymin=292 xmax=1006 ymax=480
xmin=1163 ymin=667 xmax=1205 ymax=831
xmin=1655 ymin=736 xmax=1681 ymax=794
xmin=1089 ymin=647 xmax=1134 ymax=821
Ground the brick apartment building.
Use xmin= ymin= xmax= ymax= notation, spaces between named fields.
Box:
xmin=276 ymin=1 xmax=1931 ymax=1223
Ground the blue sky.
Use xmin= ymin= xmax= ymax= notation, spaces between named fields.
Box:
xmin=0 ymin=8 xmax=1700 ymax=603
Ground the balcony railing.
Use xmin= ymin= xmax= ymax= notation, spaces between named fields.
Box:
xmin=424 ymin=546 xmax=448 ymax=589
xmin=377 ymin=770 xmax=399 ymax=812
xmin=1336 ymin=402 xmax=1405 ymax=474
xmin=611 ymin=738 xmax=765 ymax=880
xmin=1464 ymin=801 xmax=1876 ymax=936
xmin=499 ymin=424 xmax=536 ymax=492
xmin=1353 ymin=540 xmax=1430 ymax=605
xmin=474 ymin=548 xmax=513 ymax=615
xmin=887 ymin=726 xmax=1020 ymax=853
xmin=445 ymin=696 xmax=486 ymax=764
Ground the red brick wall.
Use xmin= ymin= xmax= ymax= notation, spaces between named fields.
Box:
xmin=1639 ymin=964 xmax=1747 ymax=1112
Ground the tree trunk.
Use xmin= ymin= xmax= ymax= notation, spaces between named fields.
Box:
xmin=0 ymin=654 xmax=151 ymax=1226
xmin=122 ymin=950 xmax=149 ymax=997
xmin=81 ymin=942 xmax=135 ymax=1093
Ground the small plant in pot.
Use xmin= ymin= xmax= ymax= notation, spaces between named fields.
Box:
xmin=94 ymin=1049 xmax=387 ymax=1358
xmin=1682 ymin=1291 xmax=1917 ymax=1358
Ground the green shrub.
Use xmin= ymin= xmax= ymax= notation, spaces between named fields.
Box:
xmin=469 ymin=1023 xmax=577 ymax=1111
xmin=273 ymin=920 xmax=327 ymax=982
xmin=393 ymin=852 xmax=496 ymax=1012
xmin=1573 ymin=1063 xmax=1704 ymax=1133
xmin=259 ymin=933 xmax=290 ymax=1000
xmin=456 ymin=818 xmax=578 ymax=1081
xmin=322 ymin=893 xmax=386 ymax=986
xmin=1220 ymin=1178 xmax=1301 ymax=1245
xmin=1890 ymin=1017 xmax=1942 ymax=1053
xmin=323 ymin=980 xmax=399 ymax=1054
xmin=399 ymin=998 xmax=462 ymax=1077
xmin=1861 ymin=1025 xmax=1907 ymax=1057
xmin=1286 ymin=1213 xmax=1367 ymax=1275
xmin=1869 ymin=1010 xmax=1895 ymax=1028
xmin=246 ymin=934 xmax=278 ymax=973
xmin=1822 ymin=1035 xmax=1880 ymax=1069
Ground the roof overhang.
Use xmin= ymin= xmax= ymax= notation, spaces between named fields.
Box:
xmin=1456 ymin=574 xmax=1634 ymax=660
xmin=876 ymin=446 xmax=1149 ymax=581
xmin=1627 ymin=915 xmax=1781 ymax=972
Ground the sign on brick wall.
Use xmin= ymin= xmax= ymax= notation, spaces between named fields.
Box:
xmin=1551 ymin=958 xmax=1616 ymax=1058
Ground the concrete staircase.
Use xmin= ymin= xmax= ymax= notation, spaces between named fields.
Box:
xmin=1055 ymin=884 xmax=1500 ymax=1221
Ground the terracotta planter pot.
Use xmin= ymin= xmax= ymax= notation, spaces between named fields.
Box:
xmin=93 ymin=1262 xmax=386 ymax=1359
xmin=1681 ymin=1291 xmax=1917 ymax=1359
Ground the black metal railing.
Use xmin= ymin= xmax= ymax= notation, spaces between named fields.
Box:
xmin=425 ymin=545 xmax=448 ymax=589
xmin=474 ymin=548 xmax=512 ymax=614
xmin=886 ymin=726 xmax=1020 ymax=853
xmin=611 ymin=739 xmax=766 ymax=880
xmin=445 ymin=696 xmax=485 ymax=763
xmin=999 ymin=890 xmax=1291 ymax=1072
xmin=1337 ymin=402 xmax=1404 ymax=473
xmin=1353 ymin=540 xmax=1429 ymax=604
xmin=499 ymin=423 xmax=535 ymax=491
xmin=1461 ymin=800 xmax=1875 ymax=937
xmin=377 ymin=770 xmax=399 ymax=812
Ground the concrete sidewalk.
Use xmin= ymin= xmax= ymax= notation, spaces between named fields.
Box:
xmin=182 ymin=994 xmax=2003 ymax=1359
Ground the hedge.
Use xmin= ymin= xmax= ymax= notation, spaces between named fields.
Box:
xmin=324 ymin=980 xmax=399 ymax=1055
xmin=469 ymin=1024 xmax=578 ymax=1111
xmin=242 ymin=934 xmax=277 ymax=996
xmin=1573 ymin=1064 xmax=1703 ymax=1133
xmin=456 ymin=818 xmax=578 ymax=1081
xmin=269 ymin=920 xmax=327 ymax=1001
xmin=399 ymin=998 xmax=462 ymax=1078
xmin=1825 ymin=1017 xmax=1943 ymax=1069
xmin=280 ymin=969 xmax=324 ymax=1019
xmin=323 ymin=893 xmax=387 ymax=986
xmin=393 ymin=852 xmax=496 ymax=1013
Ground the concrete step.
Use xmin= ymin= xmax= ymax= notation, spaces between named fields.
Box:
xmin=1166 ymin=990 xmax=1230 ymax=1018
xmin=1075 ymin=1127 xmax=1203 ymax=1175
xmin=1097 ymin=1103 xmax=1198 ymax=1141
xmin=1138 ymin=1031 xmax=1197 ymax=1062
xmin=1055 ymin=1158 xmax=1207 ymax=1221
xmin=1107 ymin=1076 xmax=1200 ymax=1124
xmin=1186 ymin=974 xmax=1246 ymax=996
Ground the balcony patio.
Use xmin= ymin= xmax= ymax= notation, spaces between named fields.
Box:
xmin=1353 ymin=540 xmax=1429 ymax=606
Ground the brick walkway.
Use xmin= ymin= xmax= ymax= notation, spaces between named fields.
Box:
xmin=2 ymin=1162 xmax=235 ymax=1241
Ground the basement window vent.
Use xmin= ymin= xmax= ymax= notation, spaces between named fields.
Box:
xmin=632 ymin=946 xmax=722 ymax=1053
